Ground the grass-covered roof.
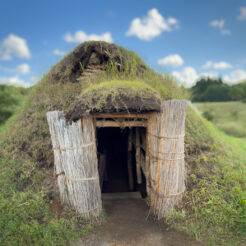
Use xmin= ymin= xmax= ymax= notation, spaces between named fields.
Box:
xmin=0 ymin=41 xmax=245 ymax=245
xmin=66 ymin=80 xmax=161 ymax=121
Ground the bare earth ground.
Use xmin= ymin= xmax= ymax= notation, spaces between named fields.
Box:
xmin=77 ymin=194 xmax=202 ymax=246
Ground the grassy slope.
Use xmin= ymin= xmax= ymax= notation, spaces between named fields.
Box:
xmin=0 ymin=85 xmax=29 ymax=130
xmin=0 ymin=42 xmax=245 ymax=245
xmin=194 ymin=101 xmax=246 ymax=138
xmin=168 ymin=112 xmax=246 ymax=245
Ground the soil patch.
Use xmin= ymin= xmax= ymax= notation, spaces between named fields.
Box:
xmin=76 ymin=196 xmax=202 ymax=246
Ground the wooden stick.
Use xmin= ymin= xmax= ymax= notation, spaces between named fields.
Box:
xmin=98 ymin=153 xmax=106 ymax=191
xmin=127 ymin=130 xmax=134 ymax=190
xmin=94 ymin=113 xmax=150 ymax=119
xmin=135 ymin=128 xmax=142 ymax=184
xmin=96 ymin=120 xmax=147 ymax=128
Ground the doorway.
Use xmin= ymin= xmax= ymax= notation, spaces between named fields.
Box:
xmin=97 ymin=127 xmax=147 ymax=197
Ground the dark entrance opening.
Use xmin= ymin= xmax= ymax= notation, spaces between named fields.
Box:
xmin=97 ymin=127 xmax=147 ymax=196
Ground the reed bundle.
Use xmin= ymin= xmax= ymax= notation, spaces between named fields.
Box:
xmin=47 ymin=111 xmax=102 ymax=219
xmin=147 ymin=100 xmax=186 ymax=219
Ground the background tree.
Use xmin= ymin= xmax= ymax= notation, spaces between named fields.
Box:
xmin=0 ymin=84 xmax=29 ymax=125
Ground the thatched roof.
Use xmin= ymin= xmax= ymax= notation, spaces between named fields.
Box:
xmin=66 ymin=81 xmax=161 ymax=121
xmin=46 ymin=41 xmax=164 ymax=122
xmin=50 ymin=41 xmax=147 ymax=84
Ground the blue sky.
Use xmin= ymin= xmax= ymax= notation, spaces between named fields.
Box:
xmin=0 ymin=0 xmax=246 ymax=87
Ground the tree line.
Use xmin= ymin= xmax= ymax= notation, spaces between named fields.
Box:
xmin=190 ymin=78 xmax=246 ymax=102
xmin=0 ymin=84 xmax=29 ymax=125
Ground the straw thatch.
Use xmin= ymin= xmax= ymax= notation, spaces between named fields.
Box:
xmin=147 ymin=100 xmax=186 ymax=219
xmin=47 ymin=111 xmax=102 ymax=219
xmin=66 ymin=81 xmax=161 ymax=122
xmin=50 ymin=41 xmax=147 ymax=84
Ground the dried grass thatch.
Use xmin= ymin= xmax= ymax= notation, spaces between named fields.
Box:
xmin=50 ymin=41 xmax=147 ymax=84
xmin=47 ymin=111 xmax=102 ymax=219
xmin=147 ymin=100 xmax=186 ymax=219
xmin=66 ymin=81 xmax=162 ymax=122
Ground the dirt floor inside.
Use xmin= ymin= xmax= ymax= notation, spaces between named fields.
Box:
xmin=76 ymin=194 xmax=202 ymax=246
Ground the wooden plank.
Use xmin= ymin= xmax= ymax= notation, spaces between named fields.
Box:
xmin=135 ymin=128 xmax=142 ymax=184
xmin=94 ymin=113 xmax=150 ymax=119
xmin=127 ymin=130 xmax=134 ymax=190
xmin=98 ymin=153 xmax=106 ymax=191
xmin=47 ymin=111 xmax=68 ymax=205
xmin=96 ymin=120 xmax=147 ymax=128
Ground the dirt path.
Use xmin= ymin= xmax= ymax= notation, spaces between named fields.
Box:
xmin=78 ymin=194 xmax=202 ymax=246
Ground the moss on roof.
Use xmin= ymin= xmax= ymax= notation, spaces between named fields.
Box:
xmin=1 ymin=41 xmax=245 ymax=244
xmin=66 ymin=80 xmax=161 ymax=121
xmin=49 ymin=41 xmax=147 ymax=84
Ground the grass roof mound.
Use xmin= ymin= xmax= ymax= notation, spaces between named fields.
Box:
xmin=66 ymin=80 xmax=161 ymax=121
xmin=0 ymin=41 xmax=245 ymax=245
xmin=49 ymin=41 xmax=147 ymax=84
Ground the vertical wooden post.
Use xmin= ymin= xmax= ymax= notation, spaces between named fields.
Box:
xmin=135 ymin=128 xmax=142 ymax=184
xmin=147 ymin=100 xmax=187 ymax=219
xmin=98 ymin=153 xmax=106 ymax=191
xmin=47 ymin=111 xmax=102 ymax=219
xmin=127 ymin=130 xmax=134 ymax=190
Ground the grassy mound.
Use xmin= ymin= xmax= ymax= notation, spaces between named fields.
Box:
xmin=66 ymin=80 xmax=161 ymax=121
xmin=0 ymin=41 xmax=245 ymax=245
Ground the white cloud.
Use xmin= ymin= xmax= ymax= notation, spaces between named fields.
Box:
xmin=64 ymin=31 xmax=113 ymax=43
xmin=158 ymin=54 xmax=184 ymax=67
xmin=202 ymin=61 xmax=232 ymax=70
xmin=53 ymin=49 xmax=66 ymax=57
xmin=0 ymin=34 xmax=31 ymax=60
xmin=0 ymin=76 xmax=30 ymax=87
xmin=0 ymin=63 xmax=30 ymax=74
xmin=210 ymin=19 xmax=231 ymax=35
xmin=210 ymin=19 xmax=224 ymax=29
xmin=126 ymin=8 xmax=179 ymax=41
xmin=16 ymin=63 xmax=30 ymax=74
xmin=237 ymin=7 xmax=246 ymax=21
xmin=224 ymin=69 xmax=246 ymax=84
xmin=172 ymin=67 xmax=222 ymax=87
xmin=172 ymin=67 xmax=198 ymax=87
xmin=172 ymin=67 xmax=246 ymax=87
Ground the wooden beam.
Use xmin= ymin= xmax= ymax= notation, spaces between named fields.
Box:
xmin=135 ymin=128 xmax=142 ymax=184
xmin=127 ymin=130 xmax=134 ymax=190
xmin=94 ymin=113 xmax=150 ymax=119
xmin=96 ymin=121 xmax=147 ymax=128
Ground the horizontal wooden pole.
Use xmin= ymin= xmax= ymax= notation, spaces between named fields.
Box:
xmin=93 ymin=113 xmax=150 ymax=119
xmin=96 ymin=120 xmax=147 ymax=128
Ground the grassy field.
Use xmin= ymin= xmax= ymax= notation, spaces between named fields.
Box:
xmin=194 ymin=101 xmax=246 ymax=138
xmin=0 ymin=42 xmax=245 ymax=245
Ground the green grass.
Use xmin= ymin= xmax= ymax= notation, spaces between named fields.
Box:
xmin=77 ymin=80 xmax=161 ymax=112
xmin=0 ymin=158 xmax=95 ymax=246
xmin=0 ymin=42 xmax=245 ymax=245
xmin=82 ymin=80 xmax=158 ymax=93
xmin=167 ymin=114 xmax=246 ymax=245
xmin=0 ymin=85 xmax=29 ymax=126
xmin=194 ymin=101 xmax=246 ymax=138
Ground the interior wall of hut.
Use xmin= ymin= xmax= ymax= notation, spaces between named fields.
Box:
xmin=96 ymin=127 xmax=147 ymax=197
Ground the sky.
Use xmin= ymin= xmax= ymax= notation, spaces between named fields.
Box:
xmin=0 ymin=0 xmax=246 ymax=88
